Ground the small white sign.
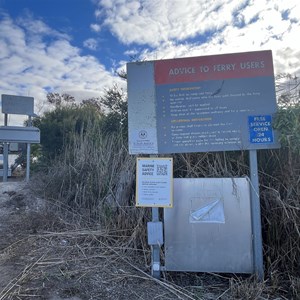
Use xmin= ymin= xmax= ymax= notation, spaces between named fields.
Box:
xmin=129 ymin=128 xmax=158 ymax=154
xmin=9 ymin=143 xmax=19 ymax=152
xmin=0 ymin=126 xmax=40 ymax=143
xmin=136 ymin=157 xmax=173 ymax=207
xmin=1 ymin=94 xmax=34 ymax=115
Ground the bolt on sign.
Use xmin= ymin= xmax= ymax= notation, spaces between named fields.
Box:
xmin=127 ymin=50 xmax=280 ymax=154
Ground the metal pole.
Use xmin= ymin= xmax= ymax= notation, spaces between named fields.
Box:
xmin=26 ymin=143 xmax=31 ymax=182
xmin=3 ymin=143 xmax=8 ymax=182
xmin=151 ymin=207 xmax=161 ymax=279
xmin=249 ymin=149 xmax=264 ymax=280
xmin=149 ymin=154 xmax=161 ymax=279
xmin=3 ymin=114 xmax=8 ymax=182
xmin=26 ymin=116 xmax=32 ymax=182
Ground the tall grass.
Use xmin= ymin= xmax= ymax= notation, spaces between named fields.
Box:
xmin=34 ymin=121 xmax=147 ymax=230
xmin=259 ymin=148 xmax=300 ymax=278
xmin=32 ymin=117 xmax=299 ymax=298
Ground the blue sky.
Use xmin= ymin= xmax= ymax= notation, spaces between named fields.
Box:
xmin=0 ymin=0 xmax=127 ymax=72
xmin=0 ymin=0 xmax=299 ymax=124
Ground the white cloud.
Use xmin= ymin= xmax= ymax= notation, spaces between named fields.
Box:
xmin=108 ymin=0 xmax=300 ymax=76
xmin=1 ymin=0 xmax=299 ymax=128
xmin=96 ymin=0 xmax=250 ymax=47
xmin=124 ymin=49 xmax=139 ymax=57
xmin=83 ymin=38 xmax=98 ymax=50
xmin=95 ymin=9 xmax=103 ymax=19
xmin=90 ymin=23 xmax=101 ymax=32
xmin=0 ymin=13 xmax=124 ymax=125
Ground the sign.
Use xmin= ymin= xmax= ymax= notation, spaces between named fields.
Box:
xmin=127 ymin=50 xmax=280 ymax=154
xmin=136 ymin=158 xmax=173 ymax=207
xmin=127 ymin=62 xmax=158 ymax=154
xmin=248 ymin=115 xmax=274 ymax=144
xmin=164 ymin=178 xmax=253 ymax=273
xmin=1 ymin=94 xmax=34 ymax=115
xmin=0 ymin=126 xmax=40 ymax=143
xmin=9 ymin=143 xmax=19 ymax=152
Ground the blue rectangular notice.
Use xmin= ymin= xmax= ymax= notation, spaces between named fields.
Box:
xmin=248 ymin=115 xmax=273 ymax=144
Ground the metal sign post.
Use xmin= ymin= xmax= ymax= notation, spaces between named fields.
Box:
xmin=26 ymin=116 xmax=32 ymax=182
xmin=26 ymin=143 xmax=31 ymax=182
xmin=3 ymin=143 xmax=8 ymax=182
xmin=151 ymin=207 xmax=161 ymax=279
xmin=135 ymin=156 xmax=173 ymax=279
xmin=2 ymin=113 xmax=8 ymax=182
xmin=249 ymin=150 xmax=264 ymax=280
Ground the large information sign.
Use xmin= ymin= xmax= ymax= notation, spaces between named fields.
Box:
xmin=127 ymin=50 xmax=279 ymax=154
xmin=136 ymin=158 xmax=173 ymax=207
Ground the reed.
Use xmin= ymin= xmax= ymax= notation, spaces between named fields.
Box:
xmin=31 ymin=115 xmax=299 ymax=299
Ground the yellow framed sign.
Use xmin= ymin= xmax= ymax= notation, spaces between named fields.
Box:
xmin=136 ymin=157 xmax=173 ymax=207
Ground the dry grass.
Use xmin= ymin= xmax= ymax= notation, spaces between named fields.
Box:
xmin=0 ymin=205 xmax=228 ymax=300
xmin=229 ymin=276 xmax=266 ymax=300
xmin=33 ymin=125 xmax=139 ymax=225
xmin=25 ymin=122 xmax=300 ymax=299
xmin=259 ymin=148 xmax=300 ymax=283
xmin=1 ymin=179 xmax=297 ymax=299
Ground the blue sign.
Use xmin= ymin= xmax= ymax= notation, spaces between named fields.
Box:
xmin=248 ymin=115 xmax=273 ymax=144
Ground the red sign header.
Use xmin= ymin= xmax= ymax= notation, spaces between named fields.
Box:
xmin=154 ymin=50 xmax=274 ymax=85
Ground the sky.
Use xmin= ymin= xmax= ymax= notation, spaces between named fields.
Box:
xmin=0 ymin=0 xmax=299 ymax=124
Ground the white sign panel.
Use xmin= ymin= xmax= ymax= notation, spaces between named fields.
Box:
xmin=9 ymin=143 xmax=19 ymax=152
xmin=136 ymin=158 xmax=173 ymax=207
xmin=1 ymin=94 xmax=34 ymax=115
xmin=0 ymin=126 xmax=40 ymax=143
xmin=130 ymin=128 xmax=158 ymax=154
xmin=127 ymin=62 xmax=158 ymax=154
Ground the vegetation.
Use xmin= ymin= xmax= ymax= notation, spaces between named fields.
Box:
xmin=27 ymin=75 xmax=300 ymax=299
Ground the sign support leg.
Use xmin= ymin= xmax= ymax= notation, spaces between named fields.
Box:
xmin=25 ymin=115 xmax=32 ymax=182
xmin=3 ymin=114 xmax=8 ymax=182
xmin=151 ymin=207 xmax=161 ymax=279
xmin=26 ymin=143 xmax=31 ymax=182
xmin=249 ymin=149 xmax=264 ymax=280
xmin=3 ymin=143 xmax=8 ymax=182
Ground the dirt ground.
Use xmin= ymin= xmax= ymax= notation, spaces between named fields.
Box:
xmin=0 ymin=181 xmax=290 ymax=300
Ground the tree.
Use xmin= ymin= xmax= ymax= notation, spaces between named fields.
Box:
xmin=33 ymin=94 xmax=104 ymax=161
xmin=46 ymin=93 xmax=76 ymax=108
xmin=99 ymin=85 xmax=128 ymax=135
xmin=276 ymin=73 xmax=300 ymax=107
xmin=274 ymin=73 xmax=300 ymax=154
xmin=31 ymin=84 xmax=128 ymax=164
